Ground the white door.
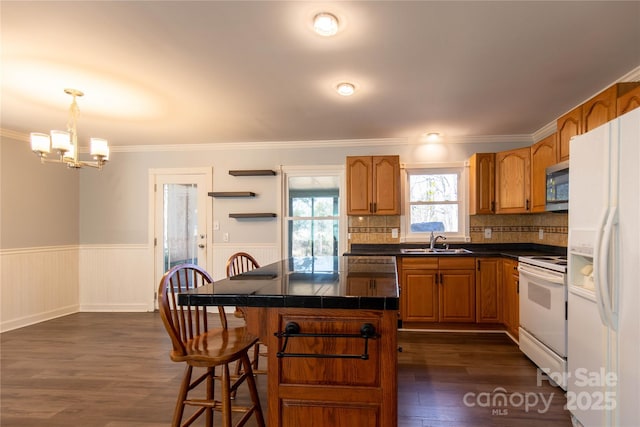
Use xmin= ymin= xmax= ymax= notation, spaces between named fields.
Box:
xmin=152 ymin=168 xmax=212 ymax=300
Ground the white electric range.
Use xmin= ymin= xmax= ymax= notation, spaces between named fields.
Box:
xmin=517 ymin=254 xmax=568 ymax=390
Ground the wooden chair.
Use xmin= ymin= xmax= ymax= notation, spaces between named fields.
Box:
xmin=226 ymin=252 xmax=260 ymax=279
xmin=226 ymin=252 xmax=266 ymax=374
xmin=158 ymin=263 xmax=265 ymax=427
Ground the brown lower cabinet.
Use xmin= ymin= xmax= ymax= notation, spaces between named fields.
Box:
xmin=475 ymin=257 xmax=502 ymax=323
xmin=502 ymin=258 xmax=520 ymax=339
xmin=400 ymin=256 xmax=518 ymax=336
xmin=400 ymin=257 xmax=476 ymax=323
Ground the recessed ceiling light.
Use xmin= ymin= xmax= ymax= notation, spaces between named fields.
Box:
xmin=313 ymin=12 xmax=339 ymax=36
xmin=423 ymin=132 xmax=441 ymax=142
xmin=336 ymin=82 xmax=355 ymax=96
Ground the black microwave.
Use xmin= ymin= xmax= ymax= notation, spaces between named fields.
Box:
xmin=545 ymin=160 xmax=569 ymax=212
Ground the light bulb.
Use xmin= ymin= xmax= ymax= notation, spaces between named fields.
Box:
xmin=313 ymin=12 xmax=339 ymax=36
xmin=336 ymin=82 xmax=355 ymax=96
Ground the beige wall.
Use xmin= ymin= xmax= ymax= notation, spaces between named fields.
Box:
xmin=1 ymin=136 xmax=80 ymax=248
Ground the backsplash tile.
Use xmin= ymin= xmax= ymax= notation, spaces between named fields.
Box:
xmin=348 ymin=215 xmax=401 ymax=245
xmin=469 ymin=213 xmax=568 ymax=246
xmin=347 ymin=212 xmax=568 ymax=248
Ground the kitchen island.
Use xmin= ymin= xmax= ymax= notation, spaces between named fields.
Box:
xmin=178 ymin=255 xmax=399 ymax=427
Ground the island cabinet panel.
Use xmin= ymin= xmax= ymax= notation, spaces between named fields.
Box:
xmin=266 ymin=308 xmax=397 ymax=427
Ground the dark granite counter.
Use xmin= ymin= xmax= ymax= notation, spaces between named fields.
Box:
xmin=178 ymin=255 xmax=398 ymax=310
xmin=345 ymin=243 xmax=566 ymax=260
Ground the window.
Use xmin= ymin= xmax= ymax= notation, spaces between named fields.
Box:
xmin=283 ymin=170 xmax=344 ymax=269
xmin=405 ymin=166 xmax=468 ymax=241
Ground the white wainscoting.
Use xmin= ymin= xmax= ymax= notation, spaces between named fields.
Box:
xmin=0 ymin=246 xmax=80 ymax=332
xmin=0 ymin=243 xmax=278 ymax=331
xmin=79 ymin=244 xmax=154 ymax=312
xmin=211 ymin=244 xmax=281 ymax=281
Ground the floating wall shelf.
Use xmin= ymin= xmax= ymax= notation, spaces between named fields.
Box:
xmin=228 ymin=170 xmax=276 ymax=176
xmin=209 ymin=191 xmax=256 ymax=198
xmin=229 ymin=213 xmax=277 ymax=219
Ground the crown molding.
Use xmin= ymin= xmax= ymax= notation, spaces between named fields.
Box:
xmin=3 ymin=64 xmax=637 ymax=153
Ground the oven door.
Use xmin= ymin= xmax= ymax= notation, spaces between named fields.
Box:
xmin=518 ymin=263 xmax=567 ymax=357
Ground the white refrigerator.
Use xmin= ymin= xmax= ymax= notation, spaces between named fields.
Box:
xmin=567 ymin=107 xmax=640 ymax=427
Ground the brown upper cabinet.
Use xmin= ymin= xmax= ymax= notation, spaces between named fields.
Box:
xmin=469 ymin=153 xmax=495 ymax=215
xmin=346 ymin=155 xmax=400 ymax=215
xmin=557 ymin=105 xmax=581 ymax=162
xmin=530 ymin=133 xmax=559 ymax=213
xmin=583 ymin=82 xmax=640 ymax=133
xmin=495 ymin=147 xmax=531 ymax=214
xmin=558 ymin=82 xmax=640 ymax=161
xmin=617 ymin=84 xmax=640 ymax=116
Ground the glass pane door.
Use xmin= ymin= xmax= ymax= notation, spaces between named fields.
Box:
xmin=154 ymin=171 xmax=210 ymax=292
xmin=163 ymin=183 xmax=199 ymax=270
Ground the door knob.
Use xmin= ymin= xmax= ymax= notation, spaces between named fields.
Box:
xmin=198 ymin=244 xmax=205 ymax=249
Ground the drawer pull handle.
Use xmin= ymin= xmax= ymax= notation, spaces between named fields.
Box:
xmin=274 ymin=321 xmax=377 ymax=360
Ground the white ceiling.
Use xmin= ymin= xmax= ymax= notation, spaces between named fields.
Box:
xmin=2 ymin=1 xmax=639 ymax=147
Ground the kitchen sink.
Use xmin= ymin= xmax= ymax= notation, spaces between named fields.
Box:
xmin=400 ymin=248 xmax=472 ymax=255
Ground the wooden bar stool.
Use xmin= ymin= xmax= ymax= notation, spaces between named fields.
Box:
xmin=158 ymin=263 xmax=265 ymax=427
xmin=226 ymin=252 xmax=267 ymax=374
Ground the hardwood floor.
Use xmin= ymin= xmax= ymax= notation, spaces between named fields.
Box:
xmin=1 ymin=313 xmax=572 ymax=426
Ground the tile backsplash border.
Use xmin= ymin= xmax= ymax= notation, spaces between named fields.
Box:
xmin=348 ymin=212 xmax=568 ymax=248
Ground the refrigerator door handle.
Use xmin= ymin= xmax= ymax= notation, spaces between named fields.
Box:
xmin=593 ymin=208 xmax=610 ymax=327
xmin=599 ymin=206 xmax=618 ymax=330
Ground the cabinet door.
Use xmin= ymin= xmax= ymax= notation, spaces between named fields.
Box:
xmin=557 ymin=106 xmax=582 ymax=162
xmin=372 ymin=156 xmax=400 ymax=215
xmin=402 ymin=268 xmax=438 ymax=322
xmin=502 ymin=259 xmax=519 ymax=339
xmin=530 ymin=133 xmax=558 ymax=213
xmin=582 ymin=86 xmax=617 ymax=133
xmin=346 ymin=156 xmax=373 ymax=215
xmin=469 ymin=153 xmax=495 ymax=215
xmin=617 ymin=84 xmax=640 ymax=116
xmin=476 ymin=258 xmax=502 ymax=323
xmin=439 ymin=269 xmax=476 ymax=322
xmin=495 ymin=147 xmax=531 ymax=214
xmin=270 ymin=308 xmax=397 ymax=427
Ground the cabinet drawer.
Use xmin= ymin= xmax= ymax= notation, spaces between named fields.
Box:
xmin=400 ymin=257 xmax=438 ymax=269
xmin=438 ymin=257 xmax=475 ymax=270
xmin=276 ymin=313 xmax=381 ymax=387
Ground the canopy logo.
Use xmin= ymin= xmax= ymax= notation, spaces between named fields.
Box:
xmin=462 ymin=387 xmax=555 ymax=415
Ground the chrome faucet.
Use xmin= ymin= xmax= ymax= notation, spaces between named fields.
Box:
xmin=429 ymin=231 xmax=446 ymax=250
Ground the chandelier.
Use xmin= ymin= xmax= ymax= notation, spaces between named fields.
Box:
xmin=30 ymin=88 xmax=109 ymax=169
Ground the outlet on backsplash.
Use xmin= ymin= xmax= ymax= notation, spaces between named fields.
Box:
xmin=347 ymin=212 xmax=567 ymax=249
xmin=469 ymin=212 xmax=568 ymax=246
xmin=348 ymin=215 xmax=401 ymax=245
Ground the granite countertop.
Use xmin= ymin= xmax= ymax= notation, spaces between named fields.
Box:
xmin=345 ymin=243 xmax=567 ymax=260
xmin=178 ymin=255 xmax=399 ymax=310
